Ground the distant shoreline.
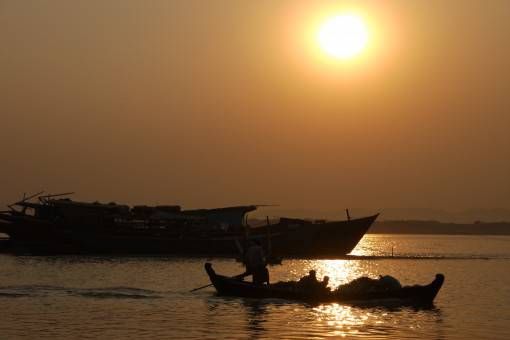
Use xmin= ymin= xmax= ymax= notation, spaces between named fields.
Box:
xmin=369 ymin=220 xmax=510 ymax=235
xmin=249 ymin=218 xmax=510 ymax=235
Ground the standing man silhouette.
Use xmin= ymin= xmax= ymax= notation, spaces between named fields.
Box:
xmin=242 ymin=240 xmax=269 ymax=284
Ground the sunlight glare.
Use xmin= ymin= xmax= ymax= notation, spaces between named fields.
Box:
xmin=317 ymin=14 xmax=368 ymax=59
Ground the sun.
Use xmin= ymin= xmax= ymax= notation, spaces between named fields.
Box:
xmin=317 ymin=14 xmax=369 ymax=59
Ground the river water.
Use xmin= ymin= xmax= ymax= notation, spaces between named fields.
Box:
xmin=0 ymin=234 xmax=509 ymax=339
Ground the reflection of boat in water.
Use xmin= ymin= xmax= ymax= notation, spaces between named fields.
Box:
xmin=0 ymin=193 xmax=378 ymax=257
xmin=205 ymin=263 xmax=444 ymax=306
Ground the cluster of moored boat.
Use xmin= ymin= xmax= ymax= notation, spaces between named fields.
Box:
xmin=0 ymin=192 xmax=444 ymax=306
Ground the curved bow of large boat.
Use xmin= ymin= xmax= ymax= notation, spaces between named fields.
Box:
xmin=367 ymin=213 xmax=380 ymax=223
xmin=358 ymin=213 xmax=380 ymax=228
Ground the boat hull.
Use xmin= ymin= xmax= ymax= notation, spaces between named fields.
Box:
xmin=267 ymin=214 xmax=379 ymax=257
xmin=0 ymin=213 xmax=378 ymax=257
xmin=205 ymin=263 xmax=444 ymax=306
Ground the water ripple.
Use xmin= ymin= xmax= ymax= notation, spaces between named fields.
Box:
xmin=0 ymin=285 xmax=163 ymax=299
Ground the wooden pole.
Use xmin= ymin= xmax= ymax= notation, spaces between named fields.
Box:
xmin=266 ymin=216 xmax=272 ymax=257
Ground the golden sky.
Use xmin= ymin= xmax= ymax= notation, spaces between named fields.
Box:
xmin=1 ymin=0 xmax=509 ymax=215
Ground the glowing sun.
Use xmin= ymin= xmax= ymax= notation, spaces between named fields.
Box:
xmin=317 ymin=14 xmax=368 ymax=59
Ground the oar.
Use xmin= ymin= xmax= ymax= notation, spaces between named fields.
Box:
xmin=190 ymin=283 xmax=213 ymax=292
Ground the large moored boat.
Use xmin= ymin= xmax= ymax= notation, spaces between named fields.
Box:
xmin=0 ymin=193 xmax=378 ymax=257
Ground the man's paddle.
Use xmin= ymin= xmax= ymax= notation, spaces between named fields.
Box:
xmin=189 ymin=283 xmax=214 ymax=292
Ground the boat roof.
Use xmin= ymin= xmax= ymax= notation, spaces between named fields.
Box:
xmin=183 ymin=205 xmax=258 ymax=215
xmin=48 ymin=199 xmax=130 ymax=210
xmin=11 ymin=194 xmax=259 ymax=225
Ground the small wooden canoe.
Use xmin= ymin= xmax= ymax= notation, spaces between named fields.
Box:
xmin=204 ymin=263 xmax=444 ymax=306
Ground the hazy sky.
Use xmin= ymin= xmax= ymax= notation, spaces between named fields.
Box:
xmin=1 ymin=0 xmax=509 ymax=214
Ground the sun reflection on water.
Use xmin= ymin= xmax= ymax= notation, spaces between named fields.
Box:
xmin=314 ymin=304 xmax=364 ymax=337
xmin=281 ymin=259 xmax=381 ymax=288
xmin=311 ymin=303 xmax=397 ymax=338
xmin=314 ymin=260 xmax=362 ymax=287
xmin=350 ymin=234 xmax=397 ymax=257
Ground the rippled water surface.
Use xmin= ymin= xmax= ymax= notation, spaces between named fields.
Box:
xmin=1 ymin=235 xmax=509 ymax=339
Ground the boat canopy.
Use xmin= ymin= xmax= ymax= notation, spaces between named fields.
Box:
xmin=183 ymin=205 xmax=258 ymax=227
